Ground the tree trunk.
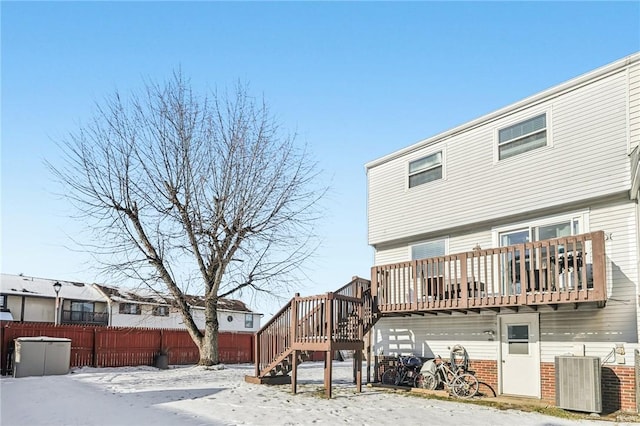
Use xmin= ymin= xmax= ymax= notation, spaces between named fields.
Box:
xmin=199 ymin=296 xmax=220 ymax=365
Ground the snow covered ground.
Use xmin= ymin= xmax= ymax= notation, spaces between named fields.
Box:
xmin=0 ymin=361 xmax=633 ymax=425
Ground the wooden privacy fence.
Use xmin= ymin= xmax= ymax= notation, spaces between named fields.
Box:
xmin=0 ymin=321 xmax=253 ymax=375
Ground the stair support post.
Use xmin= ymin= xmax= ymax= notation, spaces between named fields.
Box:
xmin=355 ymin=349 xmax=362 ymax=392
xmin=290 ymin=294 xmax=300 ymax=393
xmin=254 ymin=333 xmax=259 ymax=377
xmin=325 ymin=293 xmax=334 ymax=399
xmin=324 ymin=350 xmax=333 ymax=399
xmin=291 ymin=350 xmax=298 ymax=395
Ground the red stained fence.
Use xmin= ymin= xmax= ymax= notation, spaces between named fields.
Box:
xmin=0 ymin=321 xmax=253 ymax=375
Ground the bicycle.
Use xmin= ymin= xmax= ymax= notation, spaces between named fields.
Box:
xmin=381 ymin=355 xmax=423 ymax=387
xmin=415 ymin=355 xmax=478 ymax=398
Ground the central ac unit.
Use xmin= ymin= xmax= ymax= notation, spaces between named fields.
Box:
xmin=555 ymin=355 xmax=602 ymax=413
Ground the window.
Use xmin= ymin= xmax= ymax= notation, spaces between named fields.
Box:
xmin=411 ymin=239 xmax=446 ymax=260
xmin=408 ymin=151 xmax=442 ymax=188
xmin=152 ymin=306 xmax=169 ymax=317
xmin=244 ymin=314 xmax=254 ymax=329
xmin=507 ymin=324 xmax=529 ymax=355
xmin=411 ymin=239 xmax=447 ymax=289
xmin=0 ymin=294 xmax=6 ymax=309
xmin=119 ymin=303 xmax=141 ymax=315
xmin=70 ymin=301 xmax=94 ymax=319
xmin=498 ymin=113 xmax=547 ymax=160
xmin=496 ymin=213 xmax=588 ymax=294
xmin=499 ymin=218 xmax=580 ymax=246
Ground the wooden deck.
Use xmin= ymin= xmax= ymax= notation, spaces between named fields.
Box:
xmin=371 ymin=231 xmax=607 ymax=314
xmin=247 ymin=232 xmax=608 ymax=398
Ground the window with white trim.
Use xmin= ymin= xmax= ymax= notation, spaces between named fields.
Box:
xmin=408 ymin=151 xmax=442 ymax=188
xmin=498 ymin=216 xmax=581 ymax=246
xmin=244 ymin=313 xmax=254 ymax=329
xmin=411 ymin=239 xmax=446 ymax=260
xmin=498 ymin=113 xmax=547 ymax=160
xmin=410 ymin=238 xmax=447 ymax=301
xmin=495 ymin=213 xmax=589 ymax=294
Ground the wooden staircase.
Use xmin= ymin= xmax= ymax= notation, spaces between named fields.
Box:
xmin=245 ymin=276 xmax=378 ymax=397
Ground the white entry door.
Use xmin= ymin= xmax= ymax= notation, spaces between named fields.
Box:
xmin=499 ymin=313 xmax=541 ymax=397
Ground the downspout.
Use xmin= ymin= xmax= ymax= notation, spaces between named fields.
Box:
xmin=635 ymin=195 xmax=640 ymax=344
xmin=92 ymin=284 xmax=113 ymax=326
xmin=20 ymin=296 xmax=25 ymax=322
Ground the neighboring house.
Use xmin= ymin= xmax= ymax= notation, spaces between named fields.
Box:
xmin=365 ymin=53 xmax=639 ymax=409
xmin=0 ymin=274 xmax=108 ymax=325
xmin=94 ymin=284 xmax=262 ymax=333
xmin=0 ymin=274 xmax=262 ymax=333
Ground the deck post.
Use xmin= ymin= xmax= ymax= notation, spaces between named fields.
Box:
xmin=254 ymin=332 xmax=259 ymax=377
xmin=325 ymin=293 xmax=334 ymax=399
xmin=591 ymin=231 xmax=607 ymax=300
xmin=460 ymin=254 xmax=469 ymax=309
xmin=355 ymin=349 xmax=362 ymax=393
xmin=324 ymin=350 xmax=333 ymax=399
xmin=291 ymin=349 xmax=298 ymax=395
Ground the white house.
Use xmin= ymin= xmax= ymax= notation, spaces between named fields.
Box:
xmin=365 ymin=53 xmax=639 ymax=412
xmin=0 ymin=274 xmax=262 ymax=333
xmin=94 ymin=284 xmax=262 ymax=333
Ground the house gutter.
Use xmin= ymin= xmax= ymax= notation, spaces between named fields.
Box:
xmin=365 ymin=52 xmax=640 ymax=171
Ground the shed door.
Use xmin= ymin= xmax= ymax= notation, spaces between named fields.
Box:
xmin=500 ymin=313 xmax=540 ymax=397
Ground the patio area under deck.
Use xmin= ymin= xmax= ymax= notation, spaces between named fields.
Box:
xmin=371 ymin=231 xmax=607 ymax=315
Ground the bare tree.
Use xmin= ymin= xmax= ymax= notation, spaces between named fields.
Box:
xmin=50 ymin=73 xmax=324 ymax=365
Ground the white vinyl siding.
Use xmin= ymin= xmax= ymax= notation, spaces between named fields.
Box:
xmin=374 ymin=199 xmax=638 ymax=348
xmin=629 ymin=63 xmax=640 ymax=151
xmin=368 ymin=66 xmax=632 ymax=247
xmin=374 ymin=315 xmax=499 ymax=361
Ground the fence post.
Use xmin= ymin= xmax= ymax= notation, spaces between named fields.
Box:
xmin=92 ymin=327 xmax=98 ymax=367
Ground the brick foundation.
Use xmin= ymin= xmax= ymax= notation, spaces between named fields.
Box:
xmin=469 ymin=359 xmax=498 ymax=397
xmin=375 ymin=356 xmax=636 ymax=412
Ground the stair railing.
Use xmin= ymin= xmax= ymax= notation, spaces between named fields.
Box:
xmin=254 ymin=299 xmax=293 ymax=377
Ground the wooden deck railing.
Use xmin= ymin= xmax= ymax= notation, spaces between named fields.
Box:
xmin=255 ymin=299 xmax=293 ymax=376
xmin=254 ymin=277 xmax=373 ymax=377
xmin=372 ymin=231 xmax=607 ymax=314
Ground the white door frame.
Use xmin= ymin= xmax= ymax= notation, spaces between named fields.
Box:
xmin=497 ymin=313 xmax=541 ymax=397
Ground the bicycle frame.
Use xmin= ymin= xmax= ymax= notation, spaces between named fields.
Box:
xmin=418 ymin=355 xmax=479 ymax=398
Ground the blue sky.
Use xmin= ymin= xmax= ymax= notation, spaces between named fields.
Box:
xmin=2 ymin=1 xmax=639 ymax=316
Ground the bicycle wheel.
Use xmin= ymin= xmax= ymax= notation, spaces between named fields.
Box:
xmin=381 ymin=368 xmax=399 ymax=386
xmin=414 ymin=371 xmax=438 ymax=390
xmin=451 ymin=372 xmax=479 ymax=398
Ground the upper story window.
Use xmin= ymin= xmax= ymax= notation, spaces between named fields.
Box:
xmin=152 ymin=306 xmax=169 ymax=317
xmin=498 ymin=113 xmax=547 ymax=160
xmin=244 ymin=313 xmax=254 ymax=329
xmin=408 ymin=151 xmax=442 ymax=188
xmin=119 ymin=303 xmax=141 ymax=315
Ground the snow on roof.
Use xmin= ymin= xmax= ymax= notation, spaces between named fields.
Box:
xmin=0 ymin=274 xmax=105 ymax=302
xmin=1 ymin=273 xmax=257 ymax=314
xmin=95 ymin=284 xmax=255 ymax=313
